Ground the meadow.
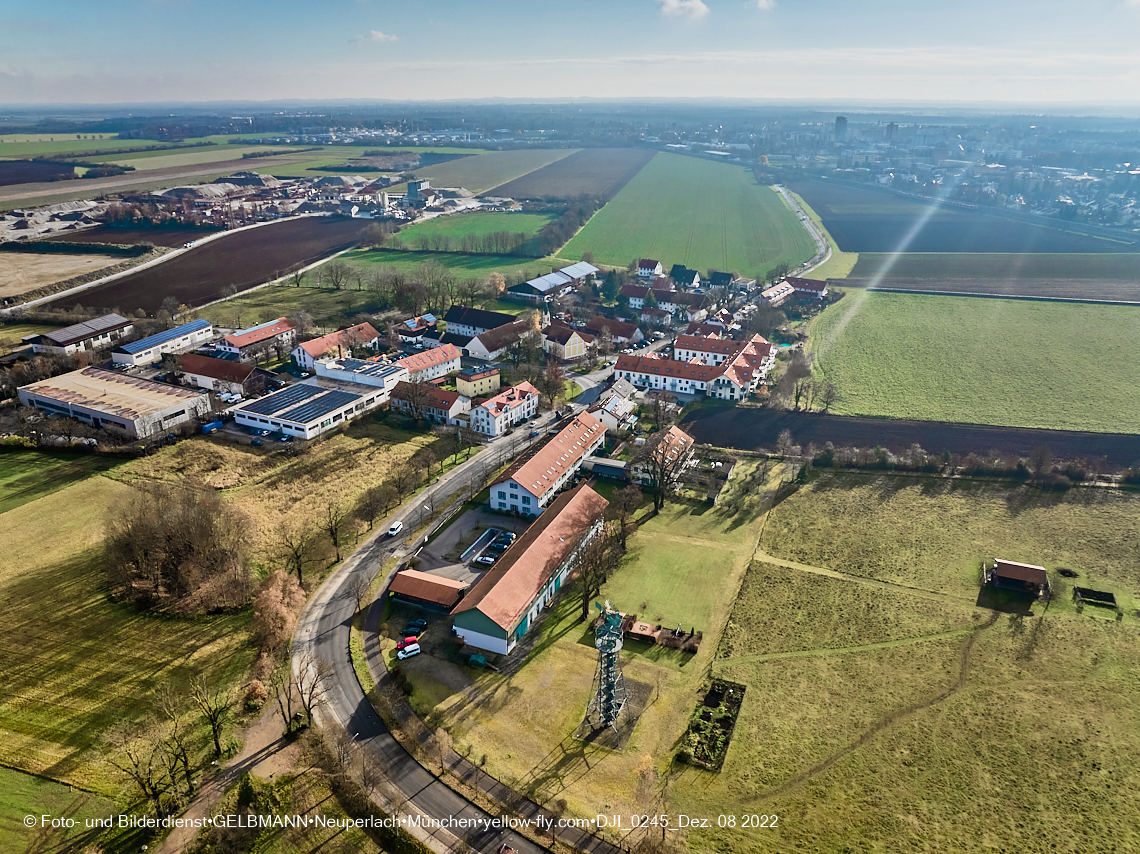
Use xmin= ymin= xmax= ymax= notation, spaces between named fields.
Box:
xmin=790 ymin=178 xmax=1140 ymax=254
xmin=343 ymin=246 xmax=573 ymax=284
xmin=489 ymin=148 xmax=655 ymax=200
xmin=0 ymin=450 xmax=122 ymax=513
xmin=0 ymin=766 xmax=117 ymax=854
xmin=0 ymin=249 xmax=124 ymax=299
xmin=385 ymin=148 xmax=577 ymax=195
xmin=561 ymin=153 xmax=815 ymax=279
xmin=394 ymin=210 xmax=555 ymax=242
xmin=809 ymin=290 xmax=1140 ymax=433
xmin=0 ymin=321 xmax=62 ymax=354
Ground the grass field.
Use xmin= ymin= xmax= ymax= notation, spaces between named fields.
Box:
xmin=0 ymin=766 xmax=118 ymax=854
xmin=561 ymin=153 xmax=815 ymax=279
xmin=489 ymin=148 xmax=654 ymax=200
xmin=0 ymin=134 xmax=154 ymax=158
xmin=0 ymin=451 xmax=122 ymax=514
xmin=343 ymin=247 xmax=573 ymax=283
xmin=809 ymin=291 xmax=1140 ymax=433
xmin=669 ymin=471 xmax=1140 ymax=854
xmin=387 ymin=148 xmax=577 ymax=195
xmin=395 ymin=211 xmax=555 ymax=243
xmin=104 ymin=146 xmax=276 ymax=171
xmin=0 ymin=321 xmax=61 ymax=353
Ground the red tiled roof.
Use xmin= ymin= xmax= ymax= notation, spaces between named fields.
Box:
xmin=390 ymin=381 xmax=464 ymax=411
xmin=477 ymin=381 xmax=539 ymax=415
xmin=684 ymin=321 xmax=726 ymax=336
xmin=639 ymin=259 xmax=660 ymax=269
xmin=494 ymin=411 xmax=604 ymax=494
xmin=616 ymin=353 xmax=717 ymax=382
xmin=299 ymin=323 xmax=380 ymax=358
xmin=787 ymin=276 xmax=827 ymax=292
xmin=452 ymin=484 xmax=608 ymax=630
xmin=542 ymin=323 xmax=593 ymax=346
xmin=471 ymin=319 xmax=531 ymax=354
xmin=178 ymin=353 xmax=256 ymax=384
xmin=395 ymin=343 xmax=461 ymax=373
xmin=389 ymin=569 xmax=468 ymax=608
xmin=583 ymin=315 xmax=639 ymax=341
xmin=675 ymin=333 xmax=738 ymax=355
xmin=224 ymin=318 xmax=295 ymax=349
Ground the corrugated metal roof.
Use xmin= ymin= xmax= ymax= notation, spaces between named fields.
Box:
xmin=41 ymin=313 xmax=131 ymax=347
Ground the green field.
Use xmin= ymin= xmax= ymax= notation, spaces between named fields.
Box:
xmin=0 ymin=451 xmax=122 ymax=514
xmin=0 ymin=134 xmax=157 ymax=159
xmin=97 ymin=146 xmax=271 ymax=170
xmin=343 ymin=247 xmax=572 ymax=281
xmin=561 ymin=153 xmax=815 ymax=279
xmin=0 ymin=321 xmax=61 ymax=353
xmin=395 ymin=211 xmax=555 ymax=242
xmin=0 ymin=766 xmax=118 ymax=854
xmin=386 ymin=148 xmax=577 ymax=195
xmin=849 ymin=252 xmax=1140 ymax=281
xmin=809 ymin=291 xmax=1140 ymax=432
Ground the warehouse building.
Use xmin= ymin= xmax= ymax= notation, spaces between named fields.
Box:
xmin=312 ymin=357 xmax=409 ymax=403
xmin=18 ymin=367 xmax=211 ymax=438
xmin=111 ymin=319 xmax=215 ymax=367
xmin=22 ymin=313 xmax=134 ymax=356
xmin=231 ymin=382 xmax=385 ymax=440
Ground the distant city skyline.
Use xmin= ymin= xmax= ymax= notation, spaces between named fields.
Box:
xmin=2 ymin=0 xmax=1140 ymax=107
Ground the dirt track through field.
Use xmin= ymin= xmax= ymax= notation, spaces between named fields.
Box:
xmin=747 ymin=610 xmax=1000 ymax=802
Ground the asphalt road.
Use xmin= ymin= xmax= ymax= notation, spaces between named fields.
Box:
xmin=293 ymin=428 xmax=558 ymax=854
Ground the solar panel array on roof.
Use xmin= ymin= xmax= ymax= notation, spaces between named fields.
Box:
xmin=117 ymin=319 xmax=212 ymax=354
xmin=279 ymin=389 xmax=361 ymax=424
xmin=240 ymin=383 xmax=323 ymax=416
xmin=46 ymin=313 xmax=131 ymax=346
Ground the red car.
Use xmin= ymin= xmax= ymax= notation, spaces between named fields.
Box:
xmin=396 ymin=636 xmax=418 ymax=651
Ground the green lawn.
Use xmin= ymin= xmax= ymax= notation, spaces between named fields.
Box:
xmin=395 ymin=211 xmax=555 ymax=243
xmin=0 ymin=134 xmax=158 ymax=158
xmin=561 ymin=152 xmax=815 ymax=279
xmin=809 ymin=291 xmax=1140 ymax=433
xmin=0 ymin=766 xmax=118 ymax=854
xmin=343 ymin=246 xmax=572 ymax=282
xmin=199 ymin=283 xmax=378 ymax=329
xmin=0 ymin=321 xmax=62 ymax=353
xmin=0 ymin=451 xmax=122 ymax=514
xmin=104 ymin=146 xmax=275 ymax=170
xmin=384 ymin=148 xmax=577 ymax=195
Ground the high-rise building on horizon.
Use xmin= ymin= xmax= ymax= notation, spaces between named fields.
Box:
xmin=835 ymin=115 xmax=848 ymax=141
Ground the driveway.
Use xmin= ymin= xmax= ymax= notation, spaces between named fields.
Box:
xmin=416 ymin=507 xmax=530 ymax=583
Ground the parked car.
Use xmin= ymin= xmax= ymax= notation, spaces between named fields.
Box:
xmin=395 ymin=636 xmax=418 ymax=651
xmin=250 ymin=439 xmax=263 ymax=447
xmin=396 ymin=643 xmax=421 ymax=660
xmin=497 ymin=531 xmax=517 ymax=542
xmin=475 ymin=554 xmax=498 ymax=567
xmin=405 ymin=619 xmax=428 ymax=632
xmin=387 ymin=520 xmax=405 ymax=537
xmin=488 ymin=541 xmax=510 ymax=554
xmin=530 ymin=429 xmax=540 ymax=437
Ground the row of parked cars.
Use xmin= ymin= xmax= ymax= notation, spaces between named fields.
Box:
xmin=396 ymin=618 xmax=427 ymax=660
xmin=474 ymin=530 xmax=516 ymax=567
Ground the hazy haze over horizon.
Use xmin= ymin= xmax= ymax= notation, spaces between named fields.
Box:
xmin=2 ymin=0 xmax=1140 ymax=106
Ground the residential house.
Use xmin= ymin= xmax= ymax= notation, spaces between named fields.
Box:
xmin=669 ymin=264 xmax=700 ymax=289
xmin=442 ymin=306 xmax=518 ymax=338
xmin=542 ymin=323 xmax=594 ymax=361
xmin=389 ymin=381 xmax=471 ymax=425
xmin=451 ymin=484 xmax=609 ymax=655
xmin=615 ymin=334 xmax=773 ymax=401
xmin=786 ymin=276 xmax=829 ymax=299
xmin=217 ymin=318 xmax=297 ymax=362
xmin=111 ymin=319 xmax=216 ymax=367
xmin=631 ymin=425 xmax=696 ymax=486
xmin=466 ymin=320 xmax=534 ymax=361
xmin=395 ymin=343 xmax=462 ymax=382
xmin=177 ymin=353 xmax=272 ymax=397
xmin=292 ymin=323 xmax=381 ymax=370
xmin=469 ymin=381 xmax=540 ymax=437
xmin=395 ymin=313 xmax=438 ymax=344
xmin=620 ymin=285 xmax=707 ymax=322
xmin=638 ymin=259 xmax=663 ymax=279
xmin=588 ymin=387 xmax=638 ymax=434
xmin=761 ymin=280 xmax=795 ymax=307
xmin=490 ymin=411 xmax=605 ymax=515
xmin=582 ymin=315 xmax=643 ymax=345
xmin=456 ymin=366 xmax=501 ymax=398
xmin=22 ymin=313 xmax=134 ymax=356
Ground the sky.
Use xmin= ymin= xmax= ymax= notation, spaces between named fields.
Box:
xmin=2 ymin=0 xmax=1140 ymax=107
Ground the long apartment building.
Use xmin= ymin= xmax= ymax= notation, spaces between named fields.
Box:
xmin=490 ymin=411 xmax=605 ymax=515
xmin=615 ymin=333 xmax=774 ymax=402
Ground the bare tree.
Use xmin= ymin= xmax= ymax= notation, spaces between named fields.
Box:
xmin=104 ymin=723 xmax=168 ymax=816
xmin=295 ymin=651 xmax=335 ymax=726
xmin=610 ymin=484 xmax=643 ymax=550
xmin=272 ymin=667 xmax=299 ymax=733
xmin=356 ymin=486 xmax=385 ymax=531
xmin=432 ymin=727 xmax=453 ymax=772
xmin=577 ymin=525 xmax=622 ymax=622
xmin=776 ymin=429 xmax=794 ymax=457
xmin=648 ymin=390 xmax=677 ymax=428
xmin=324 ymin=260 xmax=351 ymax=290
xmin=348 ymin=573 xmax=371 ymax=615
xmin=632 ymin=428 xmax=692 ymax=513
xmin=191 ymin=676 xmax=231 ymax=758
xmin=274 ymin=522 xmax=320 ymax=587
xmin=821 ymin=382 xmax=839 ymax=412
xmin=321 ymin=501 xmax=348 ymax=562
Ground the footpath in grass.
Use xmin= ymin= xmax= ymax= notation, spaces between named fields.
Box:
xmin=809 ymin=290 xmax=1140 ymax=433
xmin=561 ymin=152 xmax=815 ymax=279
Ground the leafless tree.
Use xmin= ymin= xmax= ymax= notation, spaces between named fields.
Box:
xmin=274 ymin=522 xmax=321 ymax=587
xmin=356 ymin=486 xmax=385 ymax=530
xmin=290 ymin=309 xmax=314 ymax=336
xmin=610 ymin=484 xmax=643 ymax=550
xmin=321 ymin=501 xmax=348 ymax=562
xmin=776 ymin=429 xmax=794 ymax=457
xmin=104 ymin=722 xmax=168 ymax=816
xmin=191 ymin=676 xmax=231 ymax=758
xmin=648 ymin=389 xmax=677 ymax=428
xmin=632 ymin=429 xmax=691 ymax=512
xmin=348 ymin=573 xmax=371 ymax=615
xmin=272 ymin=667 xmax=299 ymax=733
xmin=324 ymin=260 xmax=351 ymax=290
xmin=295 ymin=650 xmax=335 ymax=726
xmin=577 ymin=525 xmax=623 ymax=622
xmin=820 ymin=382 xmax=839 ymax=412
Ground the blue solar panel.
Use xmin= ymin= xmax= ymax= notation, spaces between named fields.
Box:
xmin=278 ymin=389 xmax=361 ymax=424
xmin=240 ymin=383 xmax=323 ymax=416
xmin=118 ymin=319 xmax=212 ymax=354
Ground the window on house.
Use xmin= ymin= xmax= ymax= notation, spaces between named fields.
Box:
xmin=498 ymin=491 xmax=506 ymax=499
xmin=522 ymin=496 xmax=531 ymax=505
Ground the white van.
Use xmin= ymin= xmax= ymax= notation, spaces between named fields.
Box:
xmin=387 ymin=520 xmax=405 ymax=538
xmin=396 ymin=643 xmax=420 ymax=660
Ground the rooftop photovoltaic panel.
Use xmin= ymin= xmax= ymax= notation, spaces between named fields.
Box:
xmin=117 ymin=319 xmax=212 ymax=354
xmin=239 ymin=383 xmax=324 ymax=416
xmin=46 ymin=313 xmax=131 ymax=346
xmin=278 ymin=389 xmax=361 ymax=424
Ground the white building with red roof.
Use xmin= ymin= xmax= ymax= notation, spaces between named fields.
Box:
xmin=389 ymin=381 xmax=470 ymax=425
xmin=394 ymin=342 xmax=462 ymax=382
xmin=786 ymin=276 xmax=829 ymax=298
xmin=291 ymin=322 xmax=381 ymax=370
xmin=491 ymin=411 xmax=605 ymax=516
xmin=637 ymin=259 xmax=663 ymax=279
xmin=615 ymin=333 xmax=773 ymax=401
xmin=469 ymin=381 xmax=540 ymax=437
xmin=451 ymin=483 xmax=608 ymax=655
xmin=218 ymin=318 xmax=297 ymax=361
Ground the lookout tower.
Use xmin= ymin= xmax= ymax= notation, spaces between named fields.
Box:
xmin=584 ymin=600 xmax=628 ymax=732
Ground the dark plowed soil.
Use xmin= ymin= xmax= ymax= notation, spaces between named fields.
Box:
xmin=44 ymin=225 xmax=223 ymax=247
xmin=681 ymin=407 xmax=1140 ymax=468
xmin=45 ymin=216 xmax=365 ymax=314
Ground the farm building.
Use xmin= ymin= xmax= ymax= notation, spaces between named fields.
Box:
xmin=786 ymin=276 xmax=829 ymax=299
xmin=231 ymin=382 xmax=386 ymax=440
xmin=176 ymin=353 xmax=274 ymax=397
xmin=469 ymin=381 xmax=540 ymax=437
xmin=508 ymin=261 xmax=598 ymax=302
xmin=388 ymin=569 xmax=468 ymax=612
xmin=456 ymin=366 xmax=501 ymax=398
xmin=389 ymin=382 xmax=471 ymax=425
xmin=111 ymin=319 xmax=215 ymax=367
xmin=22 ymin=313 xmax=134 ymax=356
xmin=985 ymin=559 xmax=1050 ymax=598
xmin=312 ymin=357 xmax=409 ymax=402
xmin=18 ymin=367 xmax=211 ymax=439
xmin=466 ymin=320 xmax=534 ymax=361
xmin=291 ymin=323 xmax=381 ymax=370
xmin=542 ymin=323 xmax=594 ymax=361
xmin=395 ymin=343 xmax=462 ymax=383
xmin=443 ymin=306 xmax=518 ymax=338
xmin=217 ymin=318 xmax=296 ymax=361
xmin=452 ymin=483 xmax=609 ymax=655
xmin=490 ymin=411 xmax=605 ymax=515
xmin=620 ymin=286 xmax=707 ymax=322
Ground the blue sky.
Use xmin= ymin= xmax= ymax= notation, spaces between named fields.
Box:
xmin=2 ymin=0 xmax=1139 ymax=105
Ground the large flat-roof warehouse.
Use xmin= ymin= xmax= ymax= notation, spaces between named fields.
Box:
xmin=111 ymin=319 xmax=215 ymax=366
xmin=18 ymin=367 xmax=211 ymax=438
